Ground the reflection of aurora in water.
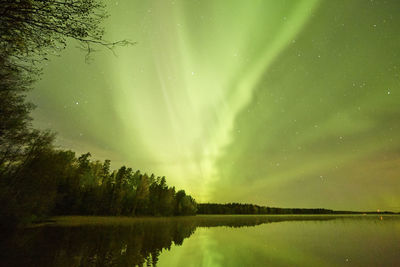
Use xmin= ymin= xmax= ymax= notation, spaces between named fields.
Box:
xmin=1 ymin=215 xmax=400 ymax=266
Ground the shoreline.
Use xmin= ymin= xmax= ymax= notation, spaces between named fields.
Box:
xmin=28 ymin=213 xmax=400 ymax=228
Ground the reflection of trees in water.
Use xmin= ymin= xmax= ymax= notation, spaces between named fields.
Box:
xmin=1 ymin=220 xmax=197 ymax=267
xmin=195 ymin=215 xmax=338 ymax=228
xmin=0 ymin=215 xmax=342 ymax=266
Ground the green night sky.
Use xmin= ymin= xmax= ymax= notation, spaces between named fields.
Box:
xmin=29 ymin=0 xmax=400 ymax=211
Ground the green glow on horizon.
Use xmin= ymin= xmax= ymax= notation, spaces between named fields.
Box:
xmin=30 ymin=0 xmax=400 ymax=211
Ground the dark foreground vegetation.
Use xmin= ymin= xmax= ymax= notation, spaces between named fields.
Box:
xmin=1 ymin=147 xmax=197 ymax=226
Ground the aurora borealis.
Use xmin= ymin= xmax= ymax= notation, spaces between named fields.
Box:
xmin=29 ymin=0 xmax=400 ymax=211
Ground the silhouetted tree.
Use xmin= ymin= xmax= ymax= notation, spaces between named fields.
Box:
xmin=175 ymin=190 xmax=197 ymax=216
xmin=0 ymin=0 xmax=132 ymax=71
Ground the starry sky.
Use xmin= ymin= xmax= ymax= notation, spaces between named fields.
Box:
xmin=29 ymin=0 xmax=400 ymax=211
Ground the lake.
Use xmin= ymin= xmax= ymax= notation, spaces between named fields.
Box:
xmin=1 ymin=215 xmax=399 ymax=266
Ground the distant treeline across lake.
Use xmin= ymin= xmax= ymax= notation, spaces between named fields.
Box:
xmin=197 ymin=203 xmax=397 ymax=215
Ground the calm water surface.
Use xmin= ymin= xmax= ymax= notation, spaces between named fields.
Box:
xmin=1 ymin=215 xmax=399 ymax=266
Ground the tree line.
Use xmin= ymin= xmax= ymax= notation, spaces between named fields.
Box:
xmin=197 ymin=203 xmax=340 ymax=215
xmin=1 ymin=143 xmax=197 ymax=226
xmin=197 ymin=203 xmax=396 ymax=215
